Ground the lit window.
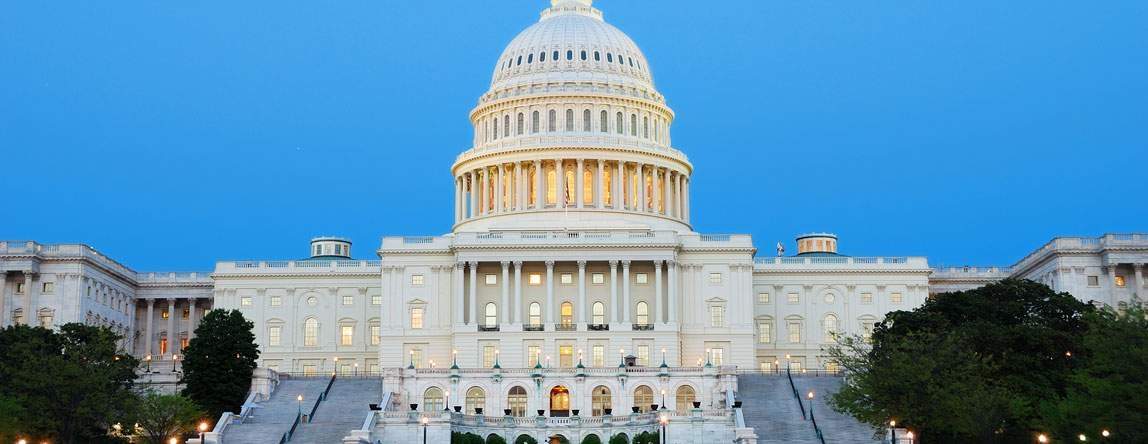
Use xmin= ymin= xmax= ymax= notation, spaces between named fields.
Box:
xmin=241 ymin=297 xmax=253 ymax=307
xmin=527 ymin=345 xmax=541 ymax=367
xmin=592 ymin=273 xmax=605 ymax=284
xmin=592 ymin=345 xmax=605 ymax=367
xmin=709 ymin=273 xmax=722 ymax=284
xmin=342 ymin=295 xmax=354 ymax=306
xmin=592 ymin=386 xmax=611 ymax=416
xmin=411 ymin=275 xmax=425 ymax=286
xmin=560 ymin=302 xmax=574 ymax=326
xmin=370 ymin=325 xmax=380 ymax=345
xmin=710 ymin=305 xmax=725 ymax=327
xmin=635 ymin=273 xmax=648 ymax=284
xmin=270 ymin=295 xmax=282 ymax=306
xmin=529 ymin=302 xmax=542 ymax=326
xmin=341 ymin=326 xmax=354 ymax=346
xmin=161 ymin=309 xmax=169 ymax=320
xmin=304 ymin=319 xmax=319 ymax=346
xmin=823 ymin=314 xmax=839 ymax=342
xmin=592 ymin=302 xmax=605 ymax=325
xmin=788 ymin=321 xmax=802 ymax=343
xmin=759 ymin=321 xmax=772 ymax=343
xmin=790 ymin=360 xmax=802 ymax=372
xmin=636 ymin=302 xmax=650 ymax=325
xmin=269 ymin=326 xmax=282 ymax=346
xmin=411 ymin=307 xmax=424 ymax=329
xmin=861 ymin=293 xmax=873 ymax=304
xmin=1115 ymin=276 xmax=1126 ymax=287
xmin=485 ymin=274 xmax=498 ymax=285
xmin=15 ymin=283 xmax=24 ymax=294
xmin=42 ymin=282 xmax=55 ymax=293
xmin=371 ymin=294 xmax=382 ymax=305
xmin=484 ymin=303 xmax=498 ymax=326
xmin=560 ymin=345 xmax=574 ymax=367
xmin=424 ymin=387 xmax=443 ymax=411
xmin=637 ymin=345 xmax=650 ymax=366
xmin=483 ymin=345 xmax=496 ymax=368
xmin=560 ymin=273 xmax=573 ymax=285
xmin=787 ymin=293 xmax=800 ymax=304
xmin=508 ymin=386 xmax=528 ymax=417
xmin=182 ymin=308 xmax=190 ymax=319
xmin=710 ymin=348 xmax=724 ymax=366
xmin=890 ymin=293 xmax=903 ymax=304
xmin=411 ymin=349 xmax=424 ymax=369
xmin=1087 ymin=276 xmax=1100 ymax=287
xmin=758 ymin=293 xmax=770 ymax=304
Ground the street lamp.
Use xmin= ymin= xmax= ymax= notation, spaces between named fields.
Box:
xmin=890 ymin=420 xmax=897 ymax=444
xmin=1101 ymin=429 xmax=1111 ymax=440
xmin=18 ymin=439 xmax=27 ymax=444
xmin=659 ymin=413 xmax=669 ymax=444
xmin=661 ymin=389 xmax=667 ymax=407
xmin=333 ymin=356 xmax=339 ymax=374
xmin=198 ymin=421 xmax=209 ymax=442
xmin=145 ymin=354 xmax=152 ymax=373
xmin=807 ymin=391 xmax=815 ymax=421
xmin=906 ymin=431 xmax=915 ymax=444
xmin=1038 ymin=433 xmax=1049 ymax=443
xmin=1079 ymin=434 xmax=1088 ymax=442
xmin=170 ymin=438 xmax=178 ymax=444
xmin=297 ymin=395 xmax=303 ymax=417
xmin=421 ymin=415 xmax=429 ymax=444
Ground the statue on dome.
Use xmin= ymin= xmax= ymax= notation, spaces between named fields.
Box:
xmin=776 ymin=242 xmax=785 ymax=257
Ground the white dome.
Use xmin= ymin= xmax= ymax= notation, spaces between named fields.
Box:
xmin=488 ymin=0 xmax=657 ymax=98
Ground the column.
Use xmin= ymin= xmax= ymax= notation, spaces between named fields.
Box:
xmin=482 ymin=168 xmax=491 ymax=215
xmin=653 ymin=168 xmax=662 ymax=215
xmin=0 ymin=272 xmax=7 ymax=327
xmin=683 ymin=177 xmax=691 ymax=223
xmin=609 ymin=261 xmax=619 ymax=323
xmin=575 ymin=159 xmax=585 ymax=208
xmin=534 ymin=160 xmax=543 ymax=209
xmin=637 ymin=164 xmax=646 ymax=212
xmin=613 ymin=161 xmax=623 ymax=210
xmin=668 ymin=261 xmax=678 ymax=324
xmin=513 ymin=261 xmax=523 ymax=324
xmin=545 ymin=261 xmax=556 ymax=324
xmin=674 ymin=173 xmax=682 ymax=218
xmin=622 ymin=261 xmax=632 ymax=325
xmin=662 ymin=169 xmax=671 ymax=216
xmin=517 ymin=162 xmax=526 ymax=210
xmin=577 ymin=261 xmax=587 ymax=324
xmin=500 ymin=261 xmax=511 ymax=325
xmin=468 ymin=173 xmax=477 ymax=219
xmin=187 ymin=297 xmax=198 ymax=340
xmin=654 ymin=260 xmax=664 ymax=324
xmin=166 ymin=298 xmax=176 ymax=356
xmin=596 ymin=160 xmax=605 ymax=208
xmin=468 ymin=262 xmax=478 ymax=326
xmin=455 ymin=177 xmax=463 ymax=222
xmin=142 ymin=300 xmax=154 ymax=355
xmin=1135 ymin=264 xmax=1145 ymax=299
xmin=556 ymin=159 xmax=565 ymax=207
xmin=23 ymin=273 xmax=35 ymax=325
xmin=495 ymin=164 xmax=505 ymax=213
xmin=453 ymin=262 xmax=464 ymax=326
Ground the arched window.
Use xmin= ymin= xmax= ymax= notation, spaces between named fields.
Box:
xmin=592 ymin=302 xmax=605 ymax=325
xmin=643 ymin=116 xmax=649 ymax=138
xmin=529 ymin=302 xmax=542 ymax=326
xmin=546 ymin=168 xmax=557 ymax=205
xmin=553 ymin=50 xmax=559 ymax=61
xmin=423 ymin=387 xmax=444 ymax=412
xmin=580 ymin=50 xmax=587 ymax=60
xmin=675 ymin=386 xmax=696 ymax=413
xmin=629 ymin=57 xmax=634 ymax=67
xmin=583 ymin=168 xmax=593 ymax=205
xmin=634 ymin=386 xmax=655 ymax=412
xmin=617 ymin=53 xmax=624 ymax=64
xmin=304 ymin=318 xmax=319 ymax=347
xmin=566 ymin=50 xmax=573 ymax=60
xmin=508 ymin=386 xmax=528 ymax=417
xmin=600 ymin=111 xmax=609 ymax=133
xmin=607 ymin=53 xmax=613 ymax=63
xmin=631 ymin=114 xmax=638 ymax=136
xmin=594 ymin=51 xmax=601 ymax=61
xmin=823 ymin=314 xmax=839 ymax=342
xmin=583 ymin=109 xmax=592 ymax=131
xmin=485 ymin=303 xmax=498 ymax=327
xmin=540 ymin=51 xmax=547 ymax=62
xmin=465 ymin=387 xmax=486 ymax=414
xmin=592 ymin=386 xmax=612 ymax=416
xmin=503 ymin=115 xmax=510 ymax=137
xmin=636 ymin=302 xmax=649 ymax=325
xmin=616 ymin=112 xmax=624 ymax=134
xmin=527 ymin=53 xmax=533 ymax=64
xmin=516 ymin=56 xmax=522 ymax=66
xmin=565 ymin=109 xmax=574 ymax=131
xmin=517 ymin=113 xmax=525 ymax=135
xmin=531 ymin=111 xmax=539 ymax=134
xmin=560 ymin=302 xmax=574 ymax=327
xmin=549 ymin=110 xmax=557 ymax=132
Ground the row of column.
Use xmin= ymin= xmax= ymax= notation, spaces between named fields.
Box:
xmin=454 ymin=159 xmax=690 ymax=223
xmin=140 ymin=297 xmax=202 ymax=358
xmin=453 ymin=260 xmax=679 ymax=327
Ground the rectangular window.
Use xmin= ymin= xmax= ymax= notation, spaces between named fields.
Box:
xmin=372 ymin=294 xmax=382 ymax=305
xmin=708 ymin=273 xmax=722 ymax=284
xmin=760 ymin=361 xmax=774 ymax=372
xmin=485 ymin=274 xmax=497 ymax=285
xmin=411 ymin=349 xmax=424 ymax=369
xmin=342 ymin=295 xmax=354 ymax=306
xmin=411 ymin=274 xmax=425 ymax=286
xmin=591 ymin=273 xmax=605 ymax=284
xmin=559 ymin=345 xmax=574 ymax=368
xmin=635 ymin=273 xmax=648 ymax=284
xmin=411 ymin=308 xmax=424 ymax=329
xmin=42 ymin=282 xmax=55 ymax=293
xmin=182 ymin=308 xmax=190 ymax=319
xmin=757 ymin=293 xmax=770 ymax=304
xmin=161 ymin=309 xmax=169 ymax=320
xmin=15 ymin=283 xmax=24 ymax=294
xmin=528 ymin=274 xmax=542 ymax=285
xmin=1115 ymin=276 xmax=1126 ymax=287
xmin=861 ymin=292 xmax=873 ymax=304
xmin=787 ymin=293 xmax=800 ymax=304
xmin=592 ymin=345 xmax=605 ymax=367
xmin=483 ymin=346 xmax=497 ymax=368
xmin=890 ymin=292 xmax=903 ymax=304
xmin=241 ymin=297 xmax=253 ymax=307
xmin=270 ymin=295 xmax=282 ymax=306
xmin=710 ymin=306 xmax=725 ymax=327
xmin=560 ymin=273 xmax=573 ymax=284
xmin=759 ymin=322 xmax=772 ymax=343
xmin=788 ymin=321 xmax=802 ymax=343
xmin=527 ymin=346 xmax=541 ymax=367
xmin=341 ymin=326 xmax=354 ymax=346
xmin=369 ymin=362 xmax=380 ymax=373
xmin=790 ymin=360 xmax=803 ymax=372
xmin=710 ymin=348 xmax=724 ymax=366
xmin=637 ymin=345 xmax=650 ymax=366
xmin=269 ymin=326 xmax=281 ymax=346
xmin=1088 ymin=276 xmax=1100 ymax=287
xmin=370 ymin=325 xmax=381 ymax=345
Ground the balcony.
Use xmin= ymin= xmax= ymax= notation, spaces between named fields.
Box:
xmin=523 ymin=324 xmax=545 ymax=332
xmin=478 ymin=325 xmax=501 ymax=332
xmin=554 ymin=323 xmax=577 ymax=332
xmin=588 ymin=324 xmax=610 ymax=331
xmin=632 ymin=324 xmax=654 ymax=331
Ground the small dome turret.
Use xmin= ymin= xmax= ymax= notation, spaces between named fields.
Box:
xmin=796 ymin=233 xmax=839 ymax=256
xmin=309 ymin=237 xmax=352 ymax=259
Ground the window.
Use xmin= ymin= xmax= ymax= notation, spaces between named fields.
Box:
xmin=824 ymin=293 xmax=836 ymax=304
xmin=38 ymin=310 xmax=53 ymax=328
xmin=758 ymin=320 xmax=772 ymax=343
xmin=516 ymin=113 xmax=524 ymax=135
xmin=560 ymin=302 xmax=574 ymax=326
xmin=861 ymin=292 xmax=873 ymax=304
xmin=465 ymin=387 xmax=486 ymax=415
xmin=787 ymin=293 xmax=800 ymax=304
xmin=631 ymin=114 xmax=638 ymax=136
xmin=643 ymin=116 xmax=649 ymax=138
xmin=423 ymin=387 xmax=443 ymax=412
xmin=342 ymin=295 xmax=354 ymax=306
xmin=1115 ymin=276 xmax=1127 ymax=287
xmin=616 ymin=112 xmax=624 ymax=134
xmin=15 ymin=283 xmax=24 ymax=294
xmin=600 ymin=111 xmax=608 ymax=133
xmin=636 ymin=302 xmax=649 ymax=325
xmin=508 ymin=386 xmax=528 ymax=417
xmin=594 ymin=51 xmax=601 ymax=61
xmin=758 ymin=293 xmax=770 ymax=304
xmin=529 ymin=302 xmax=542 ymax=326
xmin=483 ymin=345 xmax=496 ymax=368
xmin=635 ymin=273 xmax=648 ymax=284
xmin=182 ymin=308 xmax=190 ymax=319
xmin=516 ymin=56 xmax=522 ymax=66
xmin=527 ymin=345 xmax=541 ymax=367
xmin=592 ymin=386 xmax=612 ymax=416
xmin=269 ymin=326 xmax=282 ymax=346
xmin=532 ymin=111 xmax=540 ymax=133
xmin=788 ymin=320 xmax=802 ymax=343
xmin=583 ymin=109 xmax=592 ymax=131
xmin=861 ymin=321 xmax=876 ymax=343
xmin=565 ymin=109 xmax=573 ymax=131
xmin=411 ymin=307 xmax=425 ymax=329
xmin=634 ymin=386 xmax=654 ymax=412
xmin=710 ymin=305 xmax=725 ymax=327
xmin=371 ymin=294 xmax=382 ymax=305
xmin=314 ymin=245 xmax=322 ymax=255
xmin=411 ymin=274 xmax=425 ymax=286
xmin=592 ymin=302 xmax=605 ymax=325
xmin=553 ymin=50 xmax=559 ymax=61
xmin=304 ymin=318 xmax=319 ymax=347
xmin=592 ymin=345 xmax=605 ymax=367
xmin=270 ymin=295 xmax=282 ymax=306
xmin=527 ymin=53 xmax=533 ymax=64
xmin=709 ymin=348 xmax=725 ymax=366
xmin=890 ymin=292 xmax=903 ymax=304
xmin=341 ymin=326 xmax=354 ymax=346
xmin=42 ymin=282 xmax=54 ymax=293
xmin=708 ymin=273 xmax=722 ymax=284
xmin=241 ymin=297 xmax=253 ymax=307
xmin=566 ymin=50 xmax=573 ymax=60
xmin=161 ymin=309 xmax=170 ymax=320
xmin=484 ymin=303 xmax=498 ymax=326
xmin=675 ymin=386 xmax=696 ymax=414
xmin=823 ymin=314 xmax=839 ymax=342
xmin=370 ymin=325 xmax=381 ymax=345
xmin=790 ymin=360 xmax=803 ymax=372
xmin=559 ymin=345 xmax=574 ymax=367
xmin=485 ymin=274 xmax=497 ymax=285
xmin=560 ymin=273 xmax=573 ymax=284
xmin=1088 ymin=276 xmax=1099 ymax=287
xmin=637 ymin=345 xmax=650 ymax=366
xmin=607 ymin=53 xmax=613 ymax=63
xmin=592 ymin=273 xmax=605 ymax=284
xmin=540 ymin=51 xmax=546 ymax=62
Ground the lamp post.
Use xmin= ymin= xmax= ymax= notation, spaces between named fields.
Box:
xmin=661 ymin=389 xmax=667 ymax=407
xmin=890 ymin=420 xmax=896 ymax=444
xmin=421 ymin=415 xmax=429 ymax=444
xmin=297 ymin=395 xmax=303 ymax=418
xmin=1079 ymin=434 xmax=1088 ymax=442
xmin=1101 ymin=429 xmax=1111 ymax=441
xmin=173 ymin=354 xmax=181 ymax=374
xmin=807 ymin=391 xmax=814 ymax=421
xmin=198 ymin=421 xmax=208 ymax=443
xmin=659 ymin=413 xmax=669 ymax=444
xmin=170 ymin=438 xmax=178 ymax=444
xmin=333 ymin=356 xmax=339 ymax=375
xmin=145 ymin=354 xmax=152 ymax=373
xmin=906 ymin=431 xmax=915 ymax=444
xmin=1038 ymin=434 xmax=1049 ymax=443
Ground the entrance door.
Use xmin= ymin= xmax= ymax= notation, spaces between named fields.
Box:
xmin=549 ymin=386 xmax=570 ymax=417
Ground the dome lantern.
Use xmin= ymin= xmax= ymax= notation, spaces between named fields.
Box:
xmin=310 ymin=237 xmax=352 ymax=259
xmin=796 ymin=233 xmax=839 ymax=256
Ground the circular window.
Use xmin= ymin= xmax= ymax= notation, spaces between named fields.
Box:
xmin=307 ymin=297 xmax=318 ymax=306
xmin=824 ymin=293 xmax=836 ymax=304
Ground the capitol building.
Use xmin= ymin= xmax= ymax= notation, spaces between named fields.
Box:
xmin=2 ymin=1 xmax=1145 ymax=443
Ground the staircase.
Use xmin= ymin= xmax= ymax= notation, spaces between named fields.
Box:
xmin=289 ymin=378 xmax=382 ymax=444
xmin=222 ymin=378 xmax=332 ymax=444
xmin=737 ymin=374 xmax=882 ymax=444
xmin=794 ymin=377 xmax=882 ymax=444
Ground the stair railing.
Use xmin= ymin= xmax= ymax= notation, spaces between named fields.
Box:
xmin=278 ymin=373 xmax=338 ymax=443
xmin=279 ymin=412 xmax=301 ymax=444
xmin=308 ymin=373 xmax=338 ymax=420
xmin=787 ymin=367 xmax=807 ymax=420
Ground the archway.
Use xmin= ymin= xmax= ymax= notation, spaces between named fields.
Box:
xmin=549 ymin=386 xmax=570 ymax=417
xmin=547 ymin=434 xmax=570 ymax=444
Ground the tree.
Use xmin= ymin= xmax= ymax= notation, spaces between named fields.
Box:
xmin=580 ymin=434 xmax=602 ymax=444
xmin=1042 ymin=303 xmax=1148 ymax=442
xmin=827 ymin=279 xmax=1091 ymax=443
xmin=515 ymin=434 xmax=538 ymax=444
xmin=0 ymin=324 xmax=138 ymax=444
xmin=486 ymin=433 xmax=508 ymax=444
xmin=181 ymin=309 xmax=260 ymax=419
xmin=132 ymin=393 xmax=204 ymax=444
xmin=608 ymin=433 xmax=629 ymax=444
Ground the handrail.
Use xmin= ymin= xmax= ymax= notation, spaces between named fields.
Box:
xmin=308 ymin=373 xmax=338 ymax=419
xmin=279 ymin=412 xmax=301 ymax=444
xmin=787 ymin=368 xmax=807 ymax=421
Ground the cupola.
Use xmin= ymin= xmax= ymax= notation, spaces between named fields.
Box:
xmin=796 ymin=233 xmax=838 ymax=256
xmin=309 ymin=237 xmax=352 ymax=259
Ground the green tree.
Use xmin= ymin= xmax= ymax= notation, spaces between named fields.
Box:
xmin=131 ymin=393 xmax=204 ymax=444
xmin=486 ymin=433 xmax=508 ymax=444
xmin=0 ymin=324 xmax=138 ymax=444
xmin=181 ymin=309 xmax=260 ymax=419
xmin=608 ymin=433 xmax=629 ymax=444
xmin=827 ymin=279 xmax=1091 ymax=443
xmin=580 ymin=434 xmax=602 ymax=444
xmin=515 ymin=434 xmax=538 ymax=444
xmin=1042 ymin=303 xmax=1148 ymax=442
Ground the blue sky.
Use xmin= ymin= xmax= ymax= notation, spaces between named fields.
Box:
xmin=1 ymin=0 xmax=1145 ymax=271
